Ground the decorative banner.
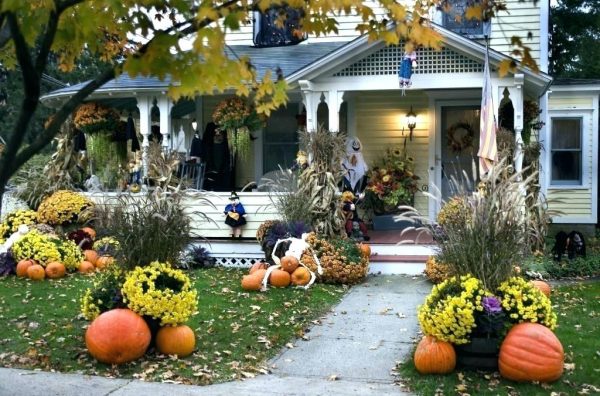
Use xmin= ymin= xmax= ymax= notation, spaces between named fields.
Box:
xmin=477 ymin=42 xmax=498 ymax=176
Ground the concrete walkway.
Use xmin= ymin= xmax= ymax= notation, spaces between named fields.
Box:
xmin=0 ymin=275 xmax=432 ymax=396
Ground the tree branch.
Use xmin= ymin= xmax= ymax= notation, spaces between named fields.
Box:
xmin=35 ymin=3 xmax=61 ymax=74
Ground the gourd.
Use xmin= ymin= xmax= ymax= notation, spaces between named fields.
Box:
xmin=413 ymin=336 xmax=456 ymax=374
xmin=530 ymin=280 xmax=551 ymax=297
xmin=27 ymin=264 xmax=46 ymax=281
xmin=16 ymin=259 xmax=34 ymax=278
xmin=249 ymin=261 xmax=268 ymax=274
xmin=280 ymin=256 xmax=299 ymax=273
xmin=95 ymin=256 xmax=114 ymax=269
xmin=45 ymin=262 xmax=66 ymax=279
xmin=269 ymin=269 xmax=291 ymax=287
xmin=83 ymin=250 xmax=99 ymax=266
xmin=156 ymin=325 xmax=196 ymax=357
xmin=81 ymin=227 xmax=96 ymax=240
xmin=85 ymin=309 xmax=151 ymax=364
xmin=291 ymin=267 xmax=311 ymax=286
xmin=241 ymin=274 xmax=262 ymax=291
xmin=78 ymin=260 xmax=95 ymax=273
xmin=499 ymin=323 xmax=564 ymax=382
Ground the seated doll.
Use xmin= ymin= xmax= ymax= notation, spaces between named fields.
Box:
xmin=341 ymin=190 xmax=370 ymax=241
xmin=224 ymin=191 xmax=247 ymax=238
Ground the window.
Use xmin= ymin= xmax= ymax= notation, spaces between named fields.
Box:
xmin=441 ymin=0 xmax=484 ymax=37
xmin=551 ymin=118 xmax=582 ymax=185
xmin=253 ymin=5 xmax=305 ymax=47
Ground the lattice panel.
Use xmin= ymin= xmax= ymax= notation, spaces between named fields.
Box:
xmin=333 ymin=44 xmax=483 ymax=77
xmin=214 ymin=256 xmax=264 ymax=268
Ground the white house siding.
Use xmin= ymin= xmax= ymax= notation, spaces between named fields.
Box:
xmin=354 ymin=90 xmax=430 ymax=215
xmin=546 ymin=92 xmax=597 ymax=223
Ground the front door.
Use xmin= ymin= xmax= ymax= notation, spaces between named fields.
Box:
xmin=440 ymin=106 xmax=480 ymax=201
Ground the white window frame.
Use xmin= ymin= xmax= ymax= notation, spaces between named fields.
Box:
xmin=548 ymin=111 xmax=590 ymax=189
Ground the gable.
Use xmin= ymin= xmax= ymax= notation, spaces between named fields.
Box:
xmin=332 ymin=44 xmax=483 ymax=77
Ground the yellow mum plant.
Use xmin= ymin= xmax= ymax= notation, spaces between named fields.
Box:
xmin=418 ymin=274 xmax=486 ymax=345
xmin=11 ymin=230 xmax=83 ymax=269
xmin=121 ymin=261 xmax=198 ymax=326
xmin=80 ymin=266 xmax=125 ymax=321
xmin=496 ymin=276 xmax=557 ymax=330
xmin=37 ymin=190 xmax=93 ymax=226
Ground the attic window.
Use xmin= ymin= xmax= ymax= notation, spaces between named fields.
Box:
xmin=253 ymin=5 xmax=305 ymax=47
xmin=441 ymin=0 xmax=484 ymax=37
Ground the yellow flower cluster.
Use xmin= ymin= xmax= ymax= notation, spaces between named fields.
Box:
xmin=418 ymin=275 xmax=486 ymax=345
xmin=496 ymin=276 xmax=557 ymax=330
xmin=437 ymin=196 xmax=470 ymax=228
xmin=93 ymin=237 xmax=120 ymax=256
xmin=121 ymin=261 xmax=198 ymax=326
xmin=0 ymin=210 xmax=38 ymax=239
xmin=12 ymin=230 xmax=61 ymax=266
xmin=58 ymin=239 xmax=84 ymax=270
xmin=80 ymin=267 xmax=125 ymax=321
xmin=37 ymin=190 xmax=93 ymax=226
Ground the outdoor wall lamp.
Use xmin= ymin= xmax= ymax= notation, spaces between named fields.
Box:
xmin=406 ymin=106 xmax=417 ymax=141
xmin=191 ymin=119 xmax=198 ymax=132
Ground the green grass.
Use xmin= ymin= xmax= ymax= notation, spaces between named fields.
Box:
xmin=397 ymin=281 xmax=600 ymax=395
xmin=0 ymin=267 xmax=346 ymax=384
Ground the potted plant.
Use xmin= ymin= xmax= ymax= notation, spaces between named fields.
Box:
xmin=212 ymin=97 xmax=262 ymax=160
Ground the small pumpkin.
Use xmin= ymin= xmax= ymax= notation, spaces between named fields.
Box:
xmin=27 ymin=264 xmax=46 ymax=281
xmin=78 ymin=260 xmax=95 ymax=274
xmin=95 ymin=256 xmax=114 ymax=270
xmin=241 ymin=274 xmax=262 ymax=291
xmin=45 ymin=262 xmax=66 ymax=279
xmin=280 ymin=255 xmax=300 ymax=273
xmin=269 ymin=269 xmax=291 ymax=288
xmin=249 ymin=261 xmax=268 ymax=274
xmin=253 ymin=269 xmax=267 ymax=281
xmin=83 ymin=250 xmax=99 ymax=266
xmin=530 ymin=280 xmax=551 ymax=297
xmin=359 ymin=243 xmax=371 ymax=259
xmin=291 ymin=267 xmax=311 ymax=286
xmin=85 ymin=308 xmax=151 ymax=364
xmin=156 ymin=325 xmax=196 ymax=357
xmin=81 ymin=227 xmax=96 ymax=240
xmin=413 ymin=336 xmax=456 ymax=374
xmin=499 ymin=322 xmax=564 ymax=382
xmin=16 ymin=259 xmax=34 ymax=278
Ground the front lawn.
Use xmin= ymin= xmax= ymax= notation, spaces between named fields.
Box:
xmin=0 ymin=267 xmax=346 ymax=384
xmin=397 ymin=281 xmax=600 ymax=395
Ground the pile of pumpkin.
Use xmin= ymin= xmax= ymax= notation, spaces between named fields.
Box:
xmin=241 ymin=256 xmax=312 ymax=291
xmin=414 ymin=281 xmax=564 ymax=383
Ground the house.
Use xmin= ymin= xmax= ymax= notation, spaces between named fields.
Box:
xmin=41 ymin=0 xmax=599 ymax=241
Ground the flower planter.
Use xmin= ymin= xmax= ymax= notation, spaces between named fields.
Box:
xmin=455 ymin=337 xmax=500 ymax=371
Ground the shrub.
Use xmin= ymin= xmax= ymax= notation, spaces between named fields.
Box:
xmin=179 ymin=246 xmax=216 ymax=269
xmin=37 ymin=190 xmax=93 ymax=226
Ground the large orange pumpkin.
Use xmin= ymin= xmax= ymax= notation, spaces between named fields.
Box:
xmin=95 ymin=256 xmax=114 ymax=270
xmin=359 ymin=243 xmax=371 ymax=259
xmin=241 ymin=274 xmax=262 ymax=291
xmin=413 ymin=336 xmax=456 ymax=374
xmin=280 ymin=256 xmax=299 ymax=273
xmin=27 ymin=264 xmax=46 ymax=281
xmin=530 ymin=280 xmax=551 ymax=297
xmin=16 ymin=260 xmax=34 ymax=278
xmin=156 ymin=325 xmax=196 ymax=357
xmin=81 ymin=227 xmax=96 ymax=240
xmin=78 ymin=261 xmax=95 ymax=273
xmin=249 ymin=261 xmax=268 ymax=274
xmin=269 ymin=269 xmax=291 ymax=287
xmin=83 ymin=250 xmax=99 ymax=266
xmin=85 ymin=309 xmax=151 ymax=364
xmin=45 ymin=262 xmax=66 ymax=279
xmin=291 ymin=267 xmax=311 ymax=286
xmin=499 ymin=323 xmax=564 ymax=382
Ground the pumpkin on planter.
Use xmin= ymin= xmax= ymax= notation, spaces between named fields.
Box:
xmin=16 ymin=259 xmax=34 ymax=278
xmin=83 ymin=250 xmax=99 ymax=266
xmin=85 ymin=308 xmax=151 ymax=364
xmin=291 ymin=267 xmax=311 ymax=286
xmin=45 ymin=262 xmax=66 ymax=279
xmin=78 ymin=260 xmax=95 ymax=273
xmin=156 ymin=325 xmax=196 ymax=357
xmin=249 ymin=261 xmax=268 ymax=274
xmin=499 ymin=322 xmax=564 ymax=382
xmin=241 ymin=274 xmax=262 ymax=291
xmin=269 ymin=269 xmax=291 ymax=287
xmin=530 ymin=280 xmax=551 ymax=297
xmin=27 ymin=264 xmax=46 ymax=281
xmin=413 ymin=335 xmax=456 ymax=375
xmin=280 ymin=255 xmax=299 ymax=273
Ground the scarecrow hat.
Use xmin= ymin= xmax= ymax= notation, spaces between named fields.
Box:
xmin=229 ymin=191 xmax=240 ymax=200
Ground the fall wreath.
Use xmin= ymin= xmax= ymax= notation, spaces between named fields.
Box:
xmin=447 ymin=122 xmax=475 ymax=153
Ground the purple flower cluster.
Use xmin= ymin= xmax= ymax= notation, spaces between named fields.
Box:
xmin=482 ymin=296 xmax=502 ymax=313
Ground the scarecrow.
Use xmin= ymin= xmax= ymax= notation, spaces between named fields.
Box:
xmin=224 ymin=191 xmax=247 ymax=238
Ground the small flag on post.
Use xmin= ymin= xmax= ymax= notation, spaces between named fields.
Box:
xmin=477 ymin=42 xmax=498 ymax=176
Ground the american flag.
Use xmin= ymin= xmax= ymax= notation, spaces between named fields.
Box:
xmin=477 ymin=44 xmax=498 ymax=176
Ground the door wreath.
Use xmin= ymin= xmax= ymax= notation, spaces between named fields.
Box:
xmin=447 ymin=121 xmax=475 ymax=153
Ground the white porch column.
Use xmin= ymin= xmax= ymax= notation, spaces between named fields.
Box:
xmin=512 ymin=74 xmax=525 ymax=174
xmin=137 ymin=95 xmax=152 ymax=178
xmin=299 ymin=80 xmax=319 ymax=132
xmin=157 ymin=96 xmax=173 ymax=149
xmin=327 ymin=90 xmax=345 ymax=132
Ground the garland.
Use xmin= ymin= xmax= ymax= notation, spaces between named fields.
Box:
xmin=447 ymin=122 xmax=475 ymax=153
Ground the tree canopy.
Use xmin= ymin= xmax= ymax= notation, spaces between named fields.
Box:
xmin=0 ymin=0 xmax=537 ymax=216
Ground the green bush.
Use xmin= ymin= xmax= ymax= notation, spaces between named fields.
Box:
xmin=522 ymin=254 xmax=600 ymax=279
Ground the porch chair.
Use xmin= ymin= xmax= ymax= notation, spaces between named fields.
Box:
xmin=180 ymin=162 xmax=206 ymax=190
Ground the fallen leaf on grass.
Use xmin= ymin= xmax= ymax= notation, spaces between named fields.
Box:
xmin=328 ymin=374 xmax=339 ymax=381
xmin=564 ymin=363 xmax=576 ymax=371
